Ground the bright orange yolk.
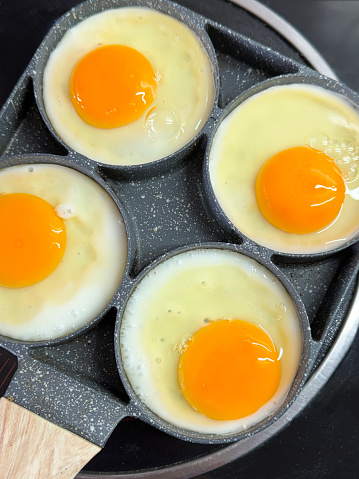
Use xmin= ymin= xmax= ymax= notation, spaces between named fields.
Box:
xmin=0 ymin=193 xmax=66 ymax=288
xmin=70 ymin=45 xmax=157 ymax=129
xmin=255 ymin=146 xmax=345 ymax=234
xmin=178 ymin=319 xmax=281 ymax=421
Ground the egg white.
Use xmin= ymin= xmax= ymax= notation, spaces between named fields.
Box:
xmin=0 ymin=164 xmax=128 ymax=341
xmin=120 ymin=248 xmax=302 ymax=435
xmin=209 ymin=84 xmax=359 ymax=254
xmin=43 ymin=7 xmax=215 ymax=166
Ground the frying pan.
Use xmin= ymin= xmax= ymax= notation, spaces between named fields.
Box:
xmin=1 ymin=0 xmax=359 ymax=477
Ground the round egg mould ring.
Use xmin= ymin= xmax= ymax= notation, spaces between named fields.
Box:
xmin=114 ymin=242 xmax=312 ymax=444
xmin=0 ymin=154 xmax=137 ymax=349
xmin=203 ymin=73 xmax=359 ymax=259
xmin=32 ymin=0 xmax=221 ymax=178
xmin=1 ymin=0 xmax=359 ymax=463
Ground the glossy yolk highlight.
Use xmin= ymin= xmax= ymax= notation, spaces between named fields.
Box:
xmin=178 ymin=319 xmax=281 ymax=420
xmin=255 ymin=146 xmax=345 ymax=234
xmin=0 ymin=193 xmax=66 ymax=288
xmin=70 ymin=45 xmax=157 ymax=129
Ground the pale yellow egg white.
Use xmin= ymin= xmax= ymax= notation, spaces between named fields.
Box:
xmin=43 ymin=8 xmax=215 ymax=165
xmin=0 ymin=164 xmax=128 ymax=341
xmin=209 ymin=84 xmax=359 ymax=254
xmin=120 ymin=249 xmax=302 ymax=434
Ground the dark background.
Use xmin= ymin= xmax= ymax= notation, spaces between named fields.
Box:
xmin=0 ymin=1 xmax=358 ymax=478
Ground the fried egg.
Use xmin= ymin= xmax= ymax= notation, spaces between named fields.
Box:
xmin=0 ymin=164 xmax=127 ymax=341
xmin=120 ymin=248 xmax=302 ymax=434
xmin=208 ymin=84 xmax=359 ymax=254
xmin=43 ymin=8 xmax=215 ymax=166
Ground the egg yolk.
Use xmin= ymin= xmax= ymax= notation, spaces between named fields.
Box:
xmin=70 ymin=45 xmax=157 ymax=129
xmin=255 ymin=146 xmax=345 ymax=234
xmin=178 ymin=319 xmax=281 ymax=420
xmin=0 ymin=193 xmax=66 ymax=288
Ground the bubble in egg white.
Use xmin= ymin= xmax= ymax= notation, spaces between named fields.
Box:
xmin=145 ymin=107 xmax=181 ymax=140
xmin=55 ymin=203 xmax=75 ymax=219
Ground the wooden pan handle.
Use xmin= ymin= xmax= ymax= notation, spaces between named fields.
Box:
xmin=0 ymin=397 xmax=100 ymax=479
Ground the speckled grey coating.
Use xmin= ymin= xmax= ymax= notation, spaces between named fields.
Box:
xmin=0 ymin=0 xmax=359 ymax=451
